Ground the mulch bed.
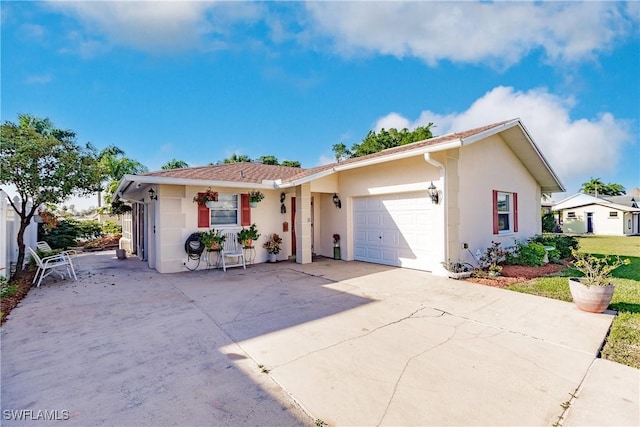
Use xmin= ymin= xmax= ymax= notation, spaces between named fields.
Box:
xmin=466 ymin=262 xmax=568 ymax=288
xmin=1 ymin=272 xmax=35 ymax=325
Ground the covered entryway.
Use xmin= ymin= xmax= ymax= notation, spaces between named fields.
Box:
xmin=353 ymin=191 xmax=435 ymax=271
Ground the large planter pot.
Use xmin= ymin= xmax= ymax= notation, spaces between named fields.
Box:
xmin=568 ymin=277 xmax=615 ymax=313
xmin=268 ymin=253 xmax=277 ymax=263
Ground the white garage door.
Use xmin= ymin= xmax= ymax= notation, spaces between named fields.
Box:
xmin=353 ymin=191 xmax=435 ymax=271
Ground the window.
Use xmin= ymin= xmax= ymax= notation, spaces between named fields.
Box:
xmin=609 ymin=211 xmax=618 ymax=218
xmin=197 ymin=192 xmax=251 ymax=228
xmin=492 ymin=190 xmax=518 ymax=234
xmin=209 ymin=194 xmax=239 ymax=226
xmin=567 ymin=212 xmax=576 ymax=218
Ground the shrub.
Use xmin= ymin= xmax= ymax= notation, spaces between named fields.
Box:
xmin=42 ymin=219 xmax=104 ymax=249
xmin=531 ymin=234 xmax=578 ymax=259
xmin=541 ymin=212 xmax=556 ymax=233
xmin=0 ymin=276 xmax=18 ymax=298
xmin=102 ymin=220 xmax=122 ymax=235
xmin=478 ymin=241 xmax=506 ymax=273
xmin=518 ymin=241 xmax=547 ymax=266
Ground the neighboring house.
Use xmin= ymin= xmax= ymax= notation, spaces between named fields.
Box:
xmin=114 ymin=118 xmax=564 ymax=275
xmin=552 ymin=193 xmax=640 ymax=235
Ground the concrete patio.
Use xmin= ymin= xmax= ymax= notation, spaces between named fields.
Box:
xmin=1 ymin=251 xmax=638 ymax=426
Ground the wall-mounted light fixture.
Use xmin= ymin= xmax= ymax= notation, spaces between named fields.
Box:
xmin=332 ymin=193 xmax=342 ymax=209
xmin=428 ymin=182 xmax=439 ymax=204
xmin=280 ymin=192 xmax=287 ymax=214
xmin=148 ymin=188 xmax=158 ymax=200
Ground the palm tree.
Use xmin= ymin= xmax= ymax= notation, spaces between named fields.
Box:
xmin=580 ymin=178 xmax=606 ymax=196
xmin=98 ymin=145 xmax=147 ymax=209
xmin=161 ymin=159 xmax=189 ymax=169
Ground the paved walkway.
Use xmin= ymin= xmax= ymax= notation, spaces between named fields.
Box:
xmin=1 ymin=252 xmax=638 ymax=426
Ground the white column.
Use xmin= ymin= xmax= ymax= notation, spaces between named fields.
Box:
xmin=296 ymin=183 xmax=312 ymax=264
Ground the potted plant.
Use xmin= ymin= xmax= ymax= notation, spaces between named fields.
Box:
xmin=193 ymin=188 xmax=219 ymax=208
xmin=568 ymin=249 xmax=630 ymax=313
xmin=332 ymin=233 xmax=341 ymax=260
xmin=249 ymin=190 xmax=265 ymax=208
xmin=262 ymin=233 xmax=283 ymax=262
xmin=441 ymin=259 xmax=474 ymax=279
xmin=237 ymin=223 xmax=260 ymax=248
xmin=200 ymin=229 xmax=226 ymax=251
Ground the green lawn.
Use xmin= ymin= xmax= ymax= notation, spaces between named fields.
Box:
xmin=508 ymin=235 xmax=640 ymax=368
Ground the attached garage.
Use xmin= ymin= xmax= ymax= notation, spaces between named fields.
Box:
xmin=353 ymin=191 xmax=436 ymax=271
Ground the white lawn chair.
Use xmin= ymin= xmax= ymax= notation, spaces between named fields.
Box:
xmin=220 ymin=231 xmax=246 ymax=271
xmin=37 ymin=241 xmax=79 ymax=258
xmin=37 ymin=241 xmax=80 ymax=269
xmin=28 ymin=247 xmax=77 ymax=287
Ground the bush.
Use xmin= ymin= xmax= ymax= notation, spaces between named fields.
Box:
xmin=519 ymin=241 xmax=547 ymax=266
xmin=541 ymin=212 xmax=556 ymax=233
xmin=102 ymin=220 xmax=122 ymax=235
xmin=0 ymin=276 xmax=18 ymax=298
xmin=531 ymin=234 xmax=578 ymax=259
xmin=42 ymin=219 xmax=104 ymax=249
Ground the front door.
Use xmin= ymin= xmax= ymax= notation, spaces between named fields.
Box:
xmin=291 ymin=197 xmax=296 ymax=255
xmin=587 ymin=212 xmax=594 ymax=233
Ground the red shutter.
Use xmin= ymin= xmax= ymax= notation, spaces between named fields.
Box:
xmin=241 ymin=193 xmax=251 ymax=226
xmin=197 ymin=193 xmax=209 ymax=228
xmin=492 ymin=190 xmax=499 ymax=235
xmin=513 ymin=192 xmax=518 ymax=232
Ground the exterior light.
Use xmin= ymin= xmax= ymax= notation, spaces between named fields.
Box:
xmin=148 ymin=188 xmax=158 ymax=200
xmin=332 ymin=193 xmax=342 ymax=209
xmin=428 ymin=182 xmax=439 ymax=204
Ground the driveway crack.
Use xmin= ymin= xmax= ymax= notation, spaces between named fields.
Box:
xmin=377 ymin=323 xmax=459 ymax=426
xmin=270 ymin=306 xmax=434 ymax=369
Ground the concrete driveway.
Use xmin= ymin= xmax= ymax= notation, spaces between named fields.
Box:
xmin=1 ymin=252 xmax=638 ymax=426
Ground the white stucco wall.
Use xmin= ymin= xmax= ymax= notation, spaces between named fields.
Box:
xmin=456 ymin=134 xmax=542 ymax=263
xmin=336 ymin=156 xmax=442 ymax=266
xmin=153 ymin=184 xmax=294 ymax=273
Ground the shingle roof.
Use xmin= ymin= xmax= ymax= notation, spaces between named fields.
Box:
xmin=142 ymin=162 xmax=305 ymax=184
xmin=119 ymin=118 xmax=562 ymax=193
xmin=282 ymin=119 xmax=514 ymax=183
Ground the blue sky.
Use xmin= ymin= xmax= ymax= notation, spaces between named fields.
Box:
xmin=2 ymin=1 xmax=639 ymax=209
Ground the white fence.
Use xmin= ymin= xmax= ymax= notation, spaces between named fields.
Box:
xmin=0 ymin=190 xmax=38 ymax=278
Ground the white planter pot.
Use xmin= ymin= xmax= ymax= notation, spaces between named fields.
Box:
xmin=268 ymin=253 xmax=277 ymax=263
xmin=568 ymin=277 xmax=615 ymax=313
xmin=205 ymin=201 xmax=216 ymax=208
xmin=250 ymin=201 xmax=258 ymax=208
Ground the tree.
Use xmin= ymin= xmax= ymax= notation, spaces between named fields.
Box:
xmin=161 ymin=159 xmax=189 ymax=169
xmin=332 ymin=143 xmax=351 ymax=162
xmin=281 ymin=160 xmax=301 ymax=168
xmin=0 ymin=114 xmax=103 ymax=273
xmin=223 ymin=154 xmax=252 ymax=164
xmin=335 ymin=123 xmax=435 ymax=159
xmin=580 ymin=178 xmax=626 ymax=196
xmin=259 ymin=155 xmax=279 ymax=165
xmin=98 ymin=145 xmax=147 ymax=212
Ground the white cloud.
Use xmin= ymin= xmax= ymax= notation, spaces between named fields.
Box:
xmin=45 ymin=1 xmax=263 ymax=54
xmin=375 ymin=113 xmax=410 ymax=132
xmin=24 ymin=74 xmax=53 ymax=85
xmin=304 ymin=1 xmax=639 ymax=67
xmin=374 ymin=86 xmax=634 ymax=193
